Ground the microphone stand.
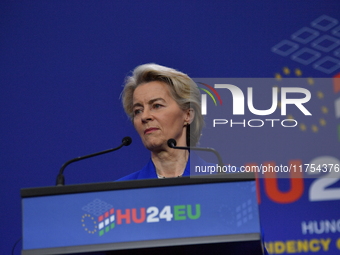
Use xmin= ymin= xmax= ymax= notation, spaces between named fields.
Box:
xmin=167 ymin=139 xmax=224 ymax=168
xmin=56 ymin=137 xmax=132 ymax=186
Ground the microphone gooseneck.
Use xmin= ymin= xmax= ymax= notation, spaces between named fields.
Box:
xmin=167 ymin=139 xmax=224 ymax=167
xmin=56 ymin=136 xmax=132 ymax=186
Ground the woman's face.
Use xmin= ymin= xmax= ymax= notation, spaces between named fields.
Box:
xmin=132 ymin=81 xmax=192 ymax=151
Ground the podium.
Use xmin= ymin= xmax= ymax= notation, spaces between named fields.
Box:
xmin=21 ymin=174 xmax=264 ymax=254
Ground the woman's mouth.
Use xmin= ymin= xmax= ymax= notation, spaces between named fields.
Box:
xmin=144 ymin=127 xmax=159 ymax=134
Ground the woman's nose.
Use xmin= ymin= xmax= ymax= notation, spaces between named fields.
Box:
xmin=141 ymin=109 xmax=153 ymax=123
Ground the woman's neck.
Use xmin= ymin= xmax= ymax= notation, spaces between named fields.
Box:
xmin=151 ymin=149 xmax=189 ymax=178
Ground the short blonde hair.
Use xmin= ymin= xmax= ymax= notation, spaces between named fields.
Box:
xmin=121 ymin=63 xmax=203 ymax=146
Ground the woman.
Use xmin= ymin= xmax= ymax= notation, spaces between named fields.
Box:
xmin=117 ymin=63 xmax=204 ymax=180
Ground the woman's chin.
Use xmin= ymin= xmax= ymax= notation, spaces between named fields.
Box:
xmin=143 ymin=140 xmax=167 ymax=152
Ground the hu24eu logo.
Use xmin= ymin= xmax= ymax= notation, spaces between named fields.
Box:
xmin=81 ymin=199 xmax=201 ymax=236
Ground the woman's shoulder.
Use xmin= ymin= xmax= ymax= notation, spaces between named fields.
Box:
xmin=116 ymin=171 xmax=142 ymax=181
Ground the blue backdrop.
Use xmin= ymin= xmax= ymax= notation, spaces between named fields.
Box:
xmin=1 ymin=1 xmax=339 ymax=254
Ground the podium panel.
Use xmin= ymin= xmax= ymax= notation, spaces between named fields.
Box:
xmin=21 ymin=175 xmax=264 ymax=254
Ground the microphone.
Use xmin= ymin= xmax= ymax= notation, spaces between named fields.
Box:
xmin=167 ymin=139 xmax=224 ymax=167
xmin=56 ymin=136 xmax=132 ymax=186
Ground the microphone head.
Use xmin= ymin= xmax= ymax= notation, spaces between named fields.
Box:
xmin=122 ymin=136 xmax=132 ymax=146
xmin=167 ymin=139 xmax=177 ymax=148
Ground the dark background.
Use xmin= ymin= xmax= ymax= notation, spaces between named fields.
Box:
xmin=1 ymin=1 xmax=340 ymax=254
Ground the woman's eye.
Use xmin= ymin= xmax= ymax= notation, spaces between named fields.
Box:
xmin=153 ymin=104 xmax=162 ymax=109
xmin=134 ymin=109 xmax=142 ymax=115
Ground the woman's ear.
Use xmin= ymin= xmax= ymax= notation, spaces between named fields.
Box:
xmin=185 ymin=108 xmax=195 ymax=125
